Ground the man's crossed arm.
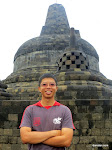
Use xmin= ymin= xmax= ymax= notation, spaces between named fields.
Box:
xmin=20 ymin=127 xmax=73 ymax=147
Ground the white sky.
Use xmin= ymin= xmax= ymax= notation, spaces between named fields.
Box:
xmin=0 ymin=0 xmax=112 ymax=80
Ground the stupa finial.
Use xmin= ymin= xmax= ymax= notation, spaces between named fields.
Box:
xmin=40 ymin=3 xmax=70 ymax=35
xmin=70 ymin=27 xmax=77 ymax=49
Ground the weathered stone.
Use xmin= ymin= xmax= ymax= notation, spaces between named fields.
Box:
xmin=12 ymin=129 xmax=20 ymax=137
xmin=0 ymin=136 xmax=8 ymax=143
xmin=92 ymin=113 xmax=102 ymax=120
xmin=4 ymin=129 xmax=12 ymax=136
xmin=101 ymin=129 xmax=110 ymax=136
xmin=75 ymin=144 xmax=86 ymax=150
xmin=72 ymin=136 xmax=79 ymax=144
xmin=21 ymin=144 xmax=28 ymax=150
xmin=91 ymin=128 xmax=101 ymax=136
xmin=8 ymin=114 xmax=18 ymax=122
xmin=0 ymin=129 xmax=3 ymax=135
xmin=1 ymin=144 xmax=11 ymax=150
xmin=94 ymin=121 xmax=104 ymax=128
xmin=79 ymin=136 xmax=90 ymax=144
xmin=8 ymin=137 xmax=18 ymax=144
xmin=11 ymin=144 xmax=21 ymax=150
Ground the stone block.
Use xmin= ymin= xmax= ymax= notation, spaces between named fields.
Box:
xmin=67 ymin=144 xmax=76 ymax=150
xmin=91 ymin=128 xmax=101 ymax=136
xmin=4 ymin=121 xmax=18 ymax=129
xmin=73 ymin=129 xmax=79 ymax=136
xmin=12 ymin=129 xmax=20 ymax=137
xmin=109 ymin=113 xmax=112 ymax=119
xmin=73 ymin=106 xmax=77 ymax=113
xmin=101 ymin=129 xmax=110 ymax=136
xmin=2 ymin=101 xmax=11 ymax=107
xmin=77 ymin=106 xmax=87 ymax=113
xmin=110 ymin=129 xmax=112 ymax=135
xmin=21 ymin=144 xmax=28 ymax=150
xmin=105 ymin=121 xmax=112 ymax=128
xmin=17 ymin=137 xmax=22 ymax=144
xmin=4 ymin=129 xmax=12 ymax=136
xmin=80 ymin=64 xmax=86 ymax=69
xmin=11 ymin=144 xmax=21 ymax=150
xmin=72 ymin=136 xmax=79 ymax=144
xmin=106 ymin=136 xmax=112 ymax=142
xmin=94 ymin=121 xmax=104 ymax=128
xmin=8 ymin=114 xmax=18 ymax=122
xmin=86 ymin=144 xmax=92 ymax=150
xmin=0 ymin=136 xmax=8 ymax=143
xmin=8 ymin=137 xmax=18 ymax=144
xmin=61 ymin=65 xmax=66 ymax=70
xmin=92 ymin=113 xmax=102 ymax=120
xmin=74 ymin=113 xmax=85 ymax=121
xmin=65 ymin=60 xmax=71 ymax=65
xmin=94 ymin=106 xmax=103 ymax=113
xmin=82 ymin=129 xmax=91 ymax=136
xmin=70 ymin=55 xmax=76 ymax=60
xmin=76 ymin=144 xmax=86 ymax=150
xmin=79 ymin=121 xmax=89 ymax=129
xmin=64 ymin=91 xmax=71 ymax=96
xmin=89 ymin=136 xmax=97 ymax=144
xmin=69 ymin=100 xmax=75 ymax=106
xmin=2 ymin=144 xmax=11 ymax=150
xmin=0 ymin=144 xmax=2 ymax=150
xmin=79 ymin=136 xmax=90 ymax=144
xmin=62 ymin=57 xmax=66 ymax=62
xmin=97 ymin=136 xmax=107 ymax=143
xmin=0 ymin=129 xmax=3 ymax=135
xmin=70 ymin=64 xmax=76 ymax=68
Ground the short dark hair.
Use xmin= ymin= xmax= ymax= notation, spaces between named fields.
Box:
xmin=38 ymin=73 xmax=57 ymax=86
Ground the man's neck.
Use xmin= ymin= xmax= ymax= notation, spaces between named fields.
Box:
xmin=41 ymin=97 xmax=55 ymax=107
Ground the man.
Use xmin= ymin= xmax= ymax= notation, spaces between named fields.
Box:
xmin=20 ymin=73 xmax=75 ymax=150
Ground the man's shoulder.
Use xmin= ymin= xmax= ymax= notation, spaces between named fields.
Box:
xmin=24 ymin=104 xmax=36 ymax=111
xmin=58 ymin=102 xmax=69 ymax=110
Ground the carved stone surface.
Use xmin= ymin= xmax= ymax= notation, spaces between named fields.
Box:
xmin=0 ymin=81 xmax=12 ymax=100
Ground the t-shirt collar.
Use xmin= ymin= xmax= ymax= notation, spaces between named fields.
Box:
xmin=34 ymin=101 xmax=60 ymax=107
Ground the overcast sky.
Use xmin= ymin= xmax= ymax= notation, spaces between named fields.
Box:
xmin=0 ymin=0 xmax=112 ymax=80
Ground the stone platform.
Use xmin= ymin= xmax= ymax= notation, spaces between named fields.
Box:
xmin=0 ymin=99 xmax=112 ymax=150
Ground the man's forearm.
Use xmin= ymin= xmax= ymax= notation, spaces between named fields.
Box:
xmin=43 ymin=128 xmax=73 ymax=147
xmin=43 ymin=135 xmax=70 ymax=147
xmin=21 ymin=129 xmax=60 ymax=144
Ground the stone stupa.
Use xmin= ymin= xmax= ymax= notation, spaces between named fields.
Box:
xmin=3 ymin=3 xmax=112 ymax=101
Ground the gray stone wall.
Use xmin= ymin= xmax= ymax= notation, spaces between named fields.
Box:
xmin=0 ymin=99 xmax=112 ymax=150
xmin=87 ymin=55 xmax=99 ymax=71
xmin=13 ymin=50 xmax=99 ymax=72
xmin=13 ymin=50 xmax=63 ymax=72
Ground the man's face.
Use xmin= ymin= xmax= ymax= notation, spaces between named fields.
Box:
xmin=38 ymin=78 xmax=58 ymax=99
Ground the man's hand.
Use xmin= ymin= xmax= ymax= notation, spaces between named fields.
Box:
xmin=43 ymin=128 xmax=73 ymax=147
xmin=20 ymin=127 xmax=61 ymax=144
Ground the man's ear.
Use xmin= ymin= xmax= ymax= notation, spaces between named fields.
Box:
xmin=56 ymin=86 xmax=58 ymax=92
xmin=38 ymin=87 xmax=41 ymax=92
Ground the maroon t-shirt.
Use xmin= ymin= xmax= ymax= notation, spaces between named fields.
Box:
xmin=20 ymin=101 xmax=75 ymax=150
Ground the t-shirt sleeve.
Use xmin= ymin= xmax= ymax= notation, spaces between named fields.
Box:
xmin=62 ymin=106 xmax=75 ymax=130
xmin=19 ymin=106 xmax=32 ymax=128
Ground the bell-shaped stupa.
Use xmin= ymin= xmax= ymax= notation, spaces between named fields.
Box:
xmin=4 ymin=3 xmax=112 ymax=100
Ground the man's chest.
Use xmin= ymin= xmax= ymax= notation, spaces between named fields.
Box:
xmin=31 ymin=107 xmax=64 ymax=131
